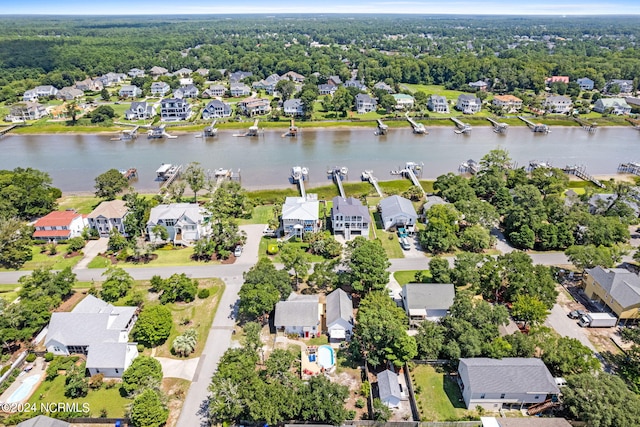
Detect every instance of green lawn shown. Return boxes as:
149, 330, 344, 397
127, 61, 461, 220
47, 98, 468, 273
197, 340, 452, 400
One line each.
0, 284, 20, 303
394, 270, 432, 285
238, 204, 274, 225
57, 195, 102, 214
411, 365, 476, 422
372, 211, 405, 259
402, 84, 469, 100
89, 246, 218, 269
28, 375, 131, 418
0, 245, 83, 272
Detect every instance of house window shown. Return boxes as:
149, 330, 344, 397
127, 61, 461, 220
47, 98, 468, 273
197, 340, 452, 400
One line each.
96, 369, 100, 373
164, 219, 175, 226
480, 394, 485, 399
535, 396, 539, 399
53, 346, 61, 352
500, 394, 505, 399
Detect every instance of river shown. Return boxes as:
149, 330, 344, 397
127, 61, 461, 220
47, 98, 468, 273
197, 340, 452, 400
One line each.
0, 126, 637, 192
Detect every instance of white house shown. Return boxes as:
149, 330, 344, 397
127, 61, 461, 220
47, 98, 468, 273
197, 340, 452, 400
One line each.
9, 102, 48, 121
379, 195, 418, 231
593, 98, 632, 115
87, 200, 129, 237
325, 288, 353, 341
392, 93, 415, 110
202, 100, 232, 119
150, 81, 171, 97
274, 294, 320, 337
543, 95, 572, 114
174, 84, 199, 99
238, 97, 271, 116
492, 95, 523, 113
401, 283, 455, 326
456, 94, 482, 114
160, 98, 192, 121
118, 85, 142, 98
128, 68, 145, 78
283, 98, 304, 116
331, 196, 369, 238
124, 101, 156, 120
146, 203, 210, 245
318, 84, 338, 96
282, 195, 320, 238
377, 370, 403, 408
204, 84, 226, 98
45, 295, 139, 378
56, 87, 84, 101
32, 210, 88, 242
23, 85, 58, 102
458, 358, 560, 411
355, 93, 377, 113
428, 95, 449, 113
230, 83, 251, 97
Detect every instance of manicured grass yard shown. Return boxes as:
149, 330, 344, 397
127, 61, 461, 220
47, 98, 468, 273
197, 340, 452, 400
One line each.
0, 284, 20, 303
89, 246, 218, 269
411, 364, 475, 422
393, 270, 432, 285
28, 375, 131, 418
238, 204, 274, 225
372, 211, 404, 259
57, 195, 102, 214
0, 245, 83, 272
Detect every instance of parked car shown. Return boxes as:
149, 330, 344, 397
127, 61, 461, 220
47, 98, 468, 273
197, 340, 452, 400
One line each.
568, 309, 586, 319
234, 245, 243, 257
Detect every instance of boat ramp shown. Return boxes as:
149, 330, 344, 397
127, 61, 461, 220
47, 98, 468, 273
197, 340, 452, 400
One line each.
361, 170, 383, 197
291, 166, 309, 198
618, 162, 640, 177
486, 117, 509, 134
405, 113, 427, 134
561, 164, 605, 188
375, 119, 388, 135
450, 117, 472, 134
518, 116, 550, 133
328, 166, 348, 198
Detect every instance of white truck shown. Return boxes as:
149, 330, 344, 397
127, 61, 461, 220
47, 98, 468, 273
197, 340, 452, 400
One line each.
578, 312, 617, 328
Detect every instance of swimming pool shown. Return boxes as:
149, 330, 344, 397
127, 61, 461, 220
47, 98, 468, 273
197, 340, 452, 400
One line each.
6, 374, 41, 404
317, 345, 335, 369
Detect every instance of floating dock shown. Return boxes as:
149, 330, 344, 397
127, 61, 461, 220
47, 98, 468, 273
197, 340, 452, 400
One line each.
291, 166, 309, 198
562, 164, 605, 188
458, 159, 480, 175
518, 116, 550, 133
148, 125, 177, 139
203, 120, 218, 137
120, 168, 138, 180
451, 117, 472, 134
282, 119, 298, 137
328, 166, 348, 198
487, 117, 509, 134
618, 162, 640, 176
528, 160, 552, 171
157, 163, 182, 192
361, 170, 383, 197
234, 119, 260, 137
391, 162, 425, 196
376, 119, 388, 135
573, 117, 598, 133
405, 113, 427, 134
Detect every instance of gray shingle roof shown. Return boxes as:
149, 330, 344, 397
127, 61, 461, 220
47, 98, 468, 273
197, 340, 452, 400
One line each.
148, 203, 205, 226
377, 369, 401, 402
332, 196, 369, 218
86, 342, 132, 369
459, 358, 559, 395
17, 416, 70, 427
326, 288, 353, 327
586, 266, 640, 309
379, 195, 417, 219
402, 283, 455, 311
493, 418, 572, 427
274, 295, 319, 328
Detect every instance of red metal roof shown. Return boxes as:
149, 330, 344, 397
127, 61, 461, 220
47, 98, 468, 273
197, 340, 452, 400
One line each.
33, 211, 80, 228
33, 229, 71, 238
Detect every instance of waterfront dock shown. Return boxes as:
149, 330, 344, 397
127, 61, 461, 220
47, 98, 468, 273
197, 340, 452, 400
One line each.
391, 162, 425, 196
487, 117, 508, 134
459, 159, 480, 175
562, 164, 605, 188
291, 166, 308, 198
0, 124, 18, 136
518, 116, 550, 133
203, 120, 218, 137
157, 163, 182, 192
451, 117, 472, 134
148, 125, 177, 139
282, 119, 298, 137
573, 117, 598, 133
328, 166, 348, 198
361, 170, 383, 197
618, 162, 640, 176
626, 117, 640, 130
120, 168, 138, 180
406, 113, 427, 134
234, 119, 260, 137
376, 119, 388, 135
528, 160, 552, 171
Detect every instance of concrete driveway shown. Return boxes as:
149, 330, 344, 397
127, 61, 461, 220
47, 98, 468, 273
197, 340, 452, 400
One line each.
73, 237, 108, 270
544, 303, 596, 352
155, 356, 200, 381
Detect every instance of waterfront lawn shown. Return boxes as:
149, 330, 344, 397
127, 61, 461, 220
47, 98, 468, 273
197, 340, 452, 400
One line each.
402, 84, 469, 100
410, 364, 471, 422
238, 204, 274, 225
27, 375, 131, 418
394, 270, 432, 285
57, 195, 102, 214
372, 211, 405, 259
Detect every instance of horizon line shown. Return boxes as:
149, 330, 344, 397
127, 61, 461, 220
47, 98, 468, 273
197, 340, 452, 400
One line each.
2, 12, 640, 16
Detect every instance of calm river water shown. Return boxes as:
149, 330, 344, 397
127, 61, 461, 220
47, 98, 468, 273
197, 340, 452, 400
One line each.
0, 126, 638, 192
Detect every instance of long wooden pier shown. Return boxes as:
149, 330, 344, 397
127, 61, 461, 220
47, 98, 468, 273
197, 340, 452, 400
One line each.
450, 117, 472, 134
361, 170, 383, 197
376, 119, 388, 135
573, 117, 598, 133
405, 114, 427, 134
487, 117, 508, 134
328, 166, 347, 198
158, 164, 183, 193
282, 119, 298, 137
518, 116, 549, 133
618, 162, 640, 176
562, 164, 605, 188
0, 124, 18, 136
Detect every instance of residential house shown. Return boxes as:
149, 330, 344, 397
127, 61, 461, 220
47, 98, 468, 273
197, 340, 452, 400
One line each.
480, 417, 572, 427
283, 98, 304, 116
577, 77, 595, 91
593, 98, 632, 115
331, 196, 370, 238
401, 283, 455, 326
327, 75, 343, 86
97, 72, 126, 87
230, 83, 251, 97
325, 288, 353, 341
150, 81, 171, 97
146, 203, 210, 245
33, 210, 88, 242
56, 87, 84, 101
458, 358, 560, 410
74, 78, 103, 92
377, 370, 403, 408
274, 294, 320, 337
492, 95, 523, 113
160, 98, 193, 121
422, 195, 447, 216
149, 66, 169, 77
237, 97, 271, 116
128, 68, 145, 78
318, 84, 338, 96
374, 81, 395, 93
282, 71, 306, 83
45, 295, 138, 378
546, 76, 569, 85
344, 78, 367, 91
10, 102, 48, 121
17, 415, 70, 427
203, 84, 226, 98
23, 85, 58, 102
282, 195, 320, 238
355, 93, 377, 113
392, 93, 414, 110
195, 68, 210, 77
584, 266, 640, 324
456, 94, 482, 114
625, 97, 640, 112
118, 85, 142, 98
174, 68, 193, 77
253, 74, 281, 94
202, 100, 232, 119
124, 101, 156, 120
428, 95, 449, 113
87, 200, 129, 237
173, 84, 199, 99
543, 95, 572, 114
468, 80, 488, 91
379, 195, 418, 231
229, 70, 253, 83
606, 79, 634, 94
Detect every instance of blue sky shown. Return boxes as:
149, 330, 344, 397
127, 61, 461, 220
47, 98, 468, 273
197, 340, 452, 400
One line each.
4, 0, 640, 15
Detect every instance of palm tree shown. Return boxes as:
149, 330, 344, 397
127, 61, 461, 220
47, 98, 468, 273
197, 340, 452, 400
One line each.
172, 331, 197, 357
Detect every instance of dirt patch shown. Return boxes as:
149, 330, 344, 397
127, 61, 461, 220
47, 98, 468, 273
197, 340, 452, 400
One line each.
220, 255, 236, 264
125, 253, 159, 264
64, 251, 82, 258
161, 378, 191, 427
55, 292, 86, 312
